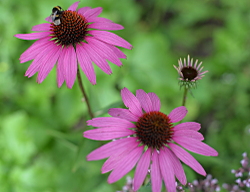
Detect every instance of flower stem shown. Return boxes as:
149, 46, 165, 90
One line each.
182, 87, 188, 106
77, 68, 94, 119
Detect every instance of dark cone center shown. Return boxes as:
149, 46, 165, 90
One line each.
50, 10, 89, 46
181, 67, 198, 81
135, 111, 174, 149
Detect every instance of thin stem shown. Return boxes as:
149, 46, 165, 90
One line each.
77, 68, 94, 119
182, 86, 188, 106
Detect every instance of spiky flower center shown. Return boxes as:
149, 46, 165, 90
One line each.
50, 10, 89, 46
181, 67, 198, 81
135, 111, 174, 149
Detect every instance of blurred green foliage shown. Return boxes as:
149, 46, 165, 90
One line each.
1, 0, 250, 191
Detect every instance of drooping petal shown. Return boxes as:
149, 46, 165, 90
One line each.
83, 7, 103, 19
15, 32, 51, 40
67, 1, 80, 11
88, 30, 132, 49
168, 106, 187, 123
162, 147, 187, 185
86, 137, 138, 161
87, 17, 113, 24
88, 22, 124, 31
173, 137, 218, 156
121, 88, 143, 117
173, 130, 204, 141
61, 46, 77, 88
31, 23, 51, 31
108, 108, 139, 122
133, 148, 151, 191
84, 127, 135, 140
75, 43, 96, 84
159, 149, 177, 192
107, 146, 143, 183
85, 37, 122, 66
87, 117, 136, 129
169, 143, 206, 176
136, 89, 153, 113
151, 149, 162, 192
148, 92, 161, 111
173, 122, 201, 131
106, 44, 127, 59
57, 48, 67, 87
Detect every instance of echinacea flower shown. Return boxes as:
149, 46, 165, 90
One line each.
174, 55, 208, 89
15, 1, 132, 88
84, 87, 218, 192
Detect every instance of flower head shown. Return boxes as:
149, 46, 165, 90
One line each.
15, 2, 132, 88
174, 55, 208, 89
84, 88, 218, 192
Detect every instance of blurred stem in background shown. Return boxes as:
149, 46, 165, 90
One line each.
182, 86, 188, 107
77, 67, 94, 119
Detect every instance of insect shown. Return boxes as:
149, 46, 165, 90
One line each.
51, 6, 64, 25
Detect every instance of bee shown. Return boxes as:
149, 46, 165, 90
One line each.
51, 6, 64, 25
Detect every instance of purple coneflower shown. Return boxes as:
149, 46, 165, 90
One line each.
84, 87, 218, 192
174, 55, 208, 88
15, 1, 132, 88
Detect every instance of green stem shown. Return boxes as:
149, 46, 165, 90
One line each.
182, 87, 188, 107
77, 68, 94, 119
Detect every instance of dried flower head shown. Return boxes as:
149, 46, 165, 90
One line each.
174, 55, 208, 89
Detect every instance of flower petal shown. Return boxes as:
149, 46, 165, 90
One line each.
77, 7, 91, 15
86, 137, 138, 161
151, 150, 162, 192
15, 32, 51, 40
88, 30, 132, 49
169, 143, 206, 176
173, 122, 201, 131
76, 43, 96, 84
159, 148, 178, 192
173, 130, 204, 141
173, 137, 218, 156
87, 17, 113, 23
83, 7, 103, 19
106, 44, 127, 59
88, 22, 124, 31
108, 108, 139, 122
168, 106, 187, 123
57, 48, 67, 87
133, 148, 151, 191
31, 23, 51, 31
121, 88, 143, 117
67, 1, 80, 11
84, 127, 135, 140
148, 92, 161, 111
87, 117, 135, 128
107, 146, 143, 183
136, 89, 153, 113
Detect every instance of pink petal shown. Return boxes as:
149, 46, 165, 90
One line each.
173, 130, 204, 141
159, 149, 177, 192
133, 148, 151, 191
15, 32, 51, 40
37, 45, 61, 83
45, 16, 52, 23
83, 42, 112, 74
121, 88, 143, 117
31, 23, 51, 31
77, 7, 91, 15
86, 137, 138, 161
83, 7, 103, 19
162, 147, 187, 185
169, 143, 206, 176
88, 30, 132, 49
87, 17, 113, 23
151, 149, 162, 192
173, 122, 201, 131
107, 146, 143, 183
62, 46, 77, 88
67, 1, 80, 11
87, 117, 136, 128
136, 89, 153, 113
108, 108, 139, 122
88, 22, 124, 31
75, 43, 96, 84
57, 48, 67, 87
102, 141, 139, 173
148, 92, 161, 111
85, 37, 122, 66
84, 127, 135, 140
173, 137, 218, 156
106, 44, 127, 59
168, 106, 187, 123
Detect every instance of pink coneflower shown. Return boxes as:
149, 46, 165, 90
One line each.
14, 2, 132, 88
84, 88, 218, 192
174, 55, 208, 88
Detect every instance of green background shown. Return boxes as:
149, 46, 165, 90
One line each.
1, 0, 250, 191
